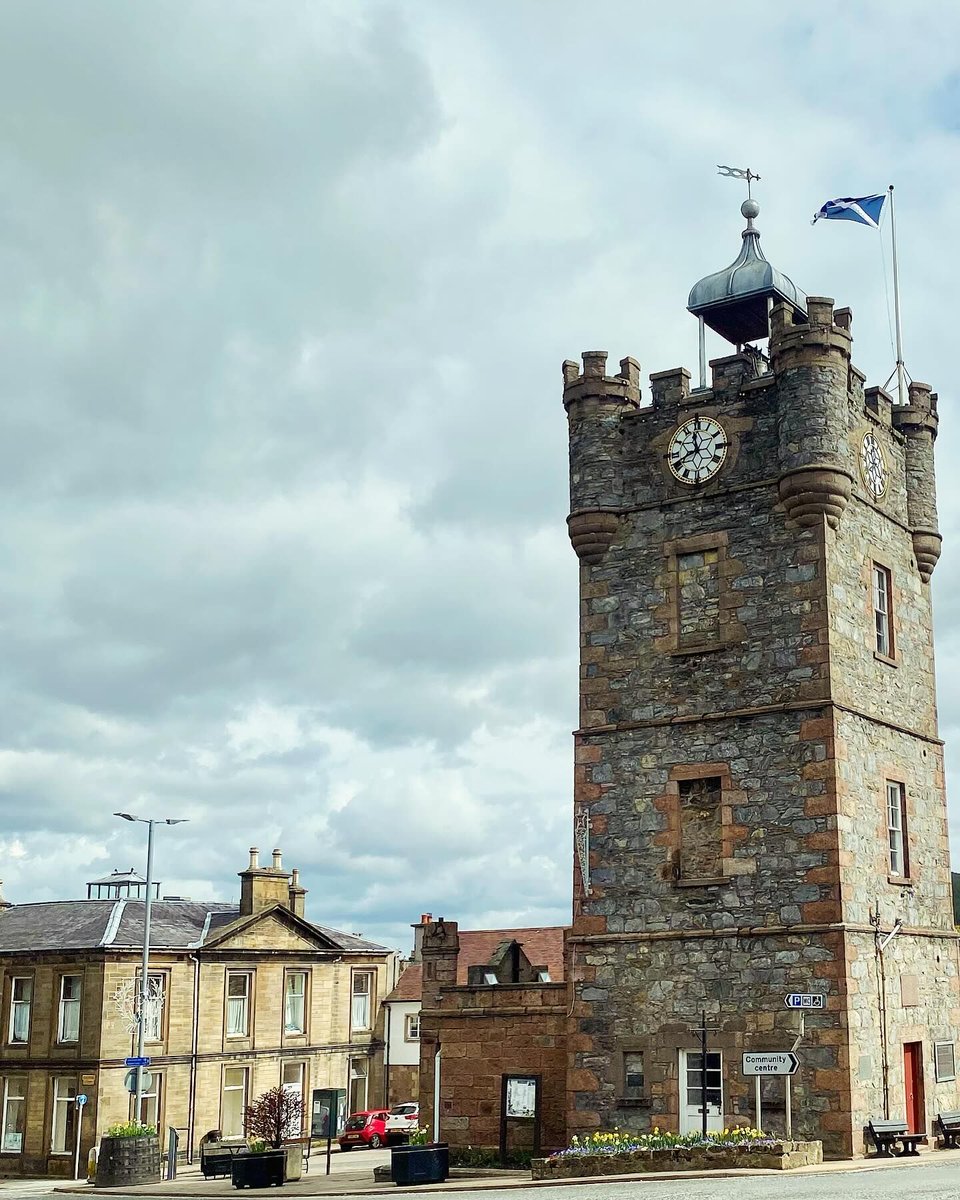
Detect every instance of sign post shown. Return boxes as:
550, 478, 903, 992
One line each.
74, 1094, 87, 1180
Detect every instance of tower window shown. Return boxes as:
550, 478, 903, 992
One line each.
677, 549, 721, 646
886, 780, 909, 878
873, 565, 893, 658
678, 776, 723, 881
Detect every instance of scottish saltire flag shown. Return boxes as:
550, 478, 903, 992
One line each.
811, 194, 886, 228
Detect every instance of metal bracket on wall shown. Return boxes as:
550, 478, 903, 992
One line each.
574, 808, 592, 896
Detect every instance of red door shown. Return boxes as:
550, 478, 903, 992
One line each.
904, 1042, 925, 1133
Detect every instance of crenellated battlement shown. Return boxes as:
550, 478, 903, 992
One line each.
562, 352, 641, 409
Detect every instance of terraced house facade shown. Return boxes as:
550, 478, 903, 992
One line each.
0, 848, 398, 1176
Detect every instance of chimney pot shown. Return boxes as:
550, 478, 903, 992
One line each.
248, 847, 260, 869
291, 868, 300, 886
272, 848, 282, 869
420, 913, 432, 924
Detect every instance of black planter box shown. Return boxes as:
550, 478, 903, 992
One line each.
390, 1143, 449, 1186
231, 1151, 285, 1188
95, 1134, 161, 1187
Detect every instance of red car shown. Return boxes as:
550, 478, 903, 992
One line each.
338, 1110, 389, 1151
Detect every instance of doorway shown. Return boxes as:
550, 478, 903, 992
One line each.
903, 1042, 925, 1133
679, 1049, 723, 1133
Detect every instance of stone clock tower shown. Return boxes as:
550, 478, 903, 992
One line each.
563, 198, 960, 1157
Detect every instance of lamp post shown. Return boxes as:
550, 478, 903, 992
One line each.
114, 813, 188, 1120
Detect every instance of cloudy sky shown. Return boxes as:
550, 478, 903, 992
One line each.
2, 0, 960, 952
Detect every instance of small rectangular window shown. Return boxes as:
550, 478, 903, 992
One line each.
935, 1042, 957, 1082
135, 1072, 161, 1129
1, 1077, 26, 1153
874, 565, 893, 657
623, 1051, 644, 1097
284, 972, 307, 1035
887, 781, 908, 877
9, 978, 31, 1044
678, 776, 722, 881
351, 972, 373, 1032
138, 973, 165, 1043
58, 976, 81, 1044
226, 973, 251, 1038
404, 1012, 420, 1041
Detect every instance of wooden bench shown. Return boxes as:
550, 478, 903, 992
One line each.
934, 1110, 960, 1149
867, 1118, 927, 1157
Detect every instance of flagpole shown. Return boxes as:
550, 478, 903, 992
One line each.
888, 183, 906, 405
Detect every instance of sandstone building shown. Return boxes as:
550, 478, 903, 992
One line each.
419, 197, 960, 1158
0, 849, 398, 1176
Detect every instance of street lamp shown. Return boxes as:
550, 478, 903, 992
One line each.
114, 813, 188, 1120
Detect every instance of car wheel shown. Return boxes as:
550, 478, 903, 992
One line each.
369, 1134, 382, 1149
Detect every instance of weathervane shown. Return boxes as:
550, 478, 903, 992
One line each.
717, 165, 760, 200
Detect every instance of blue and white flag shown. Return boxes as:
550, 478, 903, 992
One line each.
811, 194, 886, 229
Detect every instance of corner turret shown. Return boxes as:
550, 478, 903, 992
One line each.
563, 353, 640, 561
893, 381, 941, 580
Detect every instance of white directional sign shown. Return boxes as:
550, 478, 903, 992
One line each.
784, 993, 825, 1009
742, 1052, 800, 1076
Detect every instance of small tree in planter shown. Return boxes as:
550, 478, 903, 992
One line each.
244, 1087, 304, 1149
232, 1088, 305, 1187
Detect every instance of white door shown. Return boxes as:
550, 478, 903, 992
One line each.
679, 1049, 723, 1133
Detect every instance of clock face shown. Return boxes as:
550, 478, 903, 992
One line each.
667, 416, 728, 485
860, 432, 887, 498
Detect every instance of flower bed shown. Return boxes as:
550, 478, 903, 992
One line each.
532, 1128, 822, 1179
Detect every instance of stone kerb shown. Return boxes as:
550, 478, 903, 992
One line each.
532, 1140, 823, 1179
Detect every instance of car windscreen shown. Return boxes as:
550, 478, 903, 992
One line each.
345, 1116, 366, 1131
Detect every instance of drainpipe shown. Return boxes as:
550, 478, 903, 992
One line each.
433, 1046, 441, 1143
383, 1003, 391, 1108
187, 956, 200, 1161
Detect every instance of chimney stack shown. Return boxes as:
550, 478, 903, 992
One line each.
411, 912, 434, 961
288, 866, 307, 918
239, 844, 291, 916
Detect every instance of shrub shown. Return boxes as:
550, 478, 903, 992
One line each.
448, 1145, 533, 1169
105, 1121, 156, 1138
243, 1087, 304, 1150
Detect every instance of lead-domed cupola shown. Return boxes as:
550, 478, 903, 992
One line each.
688, 199, 806, 345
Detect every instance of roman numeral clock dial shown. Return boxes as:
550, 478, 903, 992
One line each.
667, 415, 729, 484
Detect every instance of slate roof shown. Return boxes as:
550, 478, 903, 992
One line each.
0, 899, 390, 954
384, 963, 422, 1003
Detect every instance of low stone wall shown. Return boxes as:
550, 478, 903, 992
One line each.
532, 1140, 823, 1179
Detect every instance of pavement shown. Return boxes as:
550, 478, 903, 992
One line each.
14, 1143, 958, 1197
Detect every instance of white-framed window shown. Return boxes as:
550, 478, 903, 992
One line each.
221, 1067, 248, 1138
1, 1077, 26, 1153
404, 1012, 420, 1041
351, 971, 373, 1033
284, 972, 306, 1035
348, 1057, 368, 1114
51, 1077, 77, 1153
226, 972, 251, 1038
935, 1042, 957, 1082
873, 564, 893, 657
887, 780, 908, 877
8, 978, 31, 1044
135, 1072, 161, 1130
57, 976, 81, 1044
281, 1062, 304, 1136
140, 972, 166, 1043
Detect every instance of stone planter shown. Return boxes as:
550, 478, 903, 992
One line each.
390, 1143, 450, 1185
95, 1133, 161, 1187
231, 1150, 285, 1188
532, 1140, 823, 1179
282, 1142, 303, 1181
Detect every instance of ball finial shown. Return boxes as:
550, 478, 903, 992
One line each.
741, 198, 760, 220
